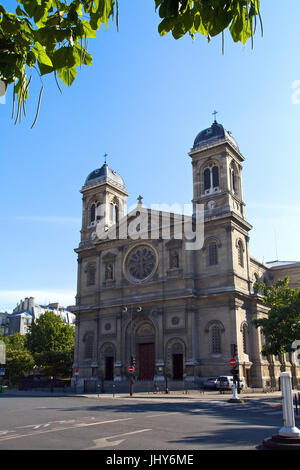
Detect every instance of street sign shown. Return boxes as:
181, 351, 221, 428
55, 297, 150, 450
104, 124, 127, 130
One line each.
128, 366, 135, 374
74, 368, 79, 376
229, 358, 237, 367
0, 368, 5, 376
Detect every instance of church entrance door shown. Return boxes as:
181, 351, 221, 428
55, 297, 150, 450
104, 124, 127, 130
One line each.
105, 356, 114, 380
139, 343, 155, 380
172, 354, 183, 380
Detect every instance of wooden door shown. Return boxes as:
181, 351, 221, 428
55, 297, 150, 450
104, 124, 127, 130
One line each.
139, 343, 155, 380
172, 354, 183, 380
105, 356, 114, 380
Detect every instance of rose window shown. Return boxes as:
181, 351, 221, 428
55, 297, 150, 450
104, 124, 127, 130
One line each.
125, 245, 157, 282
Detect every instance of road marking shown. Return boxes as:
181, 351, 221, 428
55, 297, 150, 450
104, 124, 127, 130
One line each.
85, 429, 152, 450
145, 412, 179, 418
0, 417, 133, 442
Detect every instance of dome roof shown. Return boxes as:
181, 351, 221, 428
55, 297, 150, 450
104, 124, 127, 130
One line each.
193, 120, 239, 150
84, 163, 125, 188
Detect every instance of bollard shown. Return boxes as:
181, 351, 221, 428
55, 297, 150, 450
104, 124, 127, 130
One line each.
228, 383, 243, 403
262, 372, 300, 449
279, 372, 300, 437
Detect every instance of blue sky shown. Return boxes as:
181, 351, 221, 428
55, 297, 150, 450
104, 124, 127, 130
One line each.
1, 1, 300, 312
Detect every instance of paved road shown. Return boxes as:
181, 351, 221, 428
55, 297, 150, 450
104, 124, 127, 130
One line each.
0, 393, 285, 451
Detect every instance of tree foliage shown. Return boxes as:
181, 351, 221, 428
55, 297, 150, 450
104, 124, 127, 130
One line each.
252, 277, 300, 356
0, 333, 35, 383
155, 0, 262, 44
26, 310, 75, 353
0, 0, 262, 126
25, 311, 75, 377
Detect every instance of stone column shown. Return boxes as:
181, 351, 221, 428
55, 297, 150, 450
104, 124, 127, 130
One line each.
153, 309, 165, 382
114, 313, 123, 381
249, 303, 269, 387
185, 308, 199, 381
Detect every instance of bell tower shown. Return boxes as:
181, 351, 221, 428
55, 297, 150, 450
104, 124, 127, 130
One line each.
79, 161, 128, 245
189, 117, 253, 294
189, 117, 247, 220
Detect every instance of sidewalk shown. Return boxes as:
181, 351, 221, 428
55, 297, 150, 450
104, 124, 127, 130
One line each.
0, 386, 284, 403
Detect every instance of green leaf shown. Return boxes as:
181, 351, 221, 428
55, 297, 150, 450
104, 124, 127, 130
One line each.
57, 66, 77, 86
81, 19, 97, 38
73, 43, 92, 66
32, 42, 53, 67
52, 46, 76, 68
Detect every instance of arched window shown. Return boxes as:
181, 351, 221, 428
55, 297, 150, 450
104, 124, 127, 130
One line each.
115, 204, 119, 224
204, 168, 211, 191
87, 264, 96, 286
84, 335, 94, 359
253, 273, 259, 293
231, 169, 236, 192
211, 325, 221, 354
203, 165, 219, 194
90, 203, 96, 224
238, 240, 244, 268
109, 200, 119, 224
208, 242, 218, 266
212, 165, 219, 187
242, 323, 249, 354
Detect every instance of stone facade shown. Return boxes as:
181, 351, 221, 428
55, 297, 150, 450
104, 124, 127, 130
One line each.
72, 120, 300, 392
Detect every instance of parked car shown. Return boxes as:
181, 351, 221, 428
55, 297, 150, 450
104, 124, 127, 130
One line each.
202, 377, 217, 389
216, 376, 246, 391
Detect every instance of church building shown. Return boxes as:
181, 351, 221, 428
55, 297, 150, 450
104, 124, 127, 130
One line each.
71, 119, 300, 392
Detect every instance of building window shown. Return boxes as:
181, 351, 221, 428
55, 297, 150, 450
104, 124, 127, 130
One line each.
87, 264, 96, 286
90, 203, 96, 224
212, 166, 219, 187
231, 169, 236, 192
253, 273, 259, 293
203, 165, 219, 194
238, 240, 244, 268
242, 324, 249, 354
211, 325, 221, 354
84, 335, 94, 359
208, 242, 218, 266
204, 169, 211, 191
109, 200, 119, 224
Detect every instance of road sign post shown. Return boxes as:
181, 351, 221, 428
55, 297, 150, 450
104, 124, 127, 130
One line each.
0, 341, 6, 393
128, 366, 135, 397
228, 356, 243, 403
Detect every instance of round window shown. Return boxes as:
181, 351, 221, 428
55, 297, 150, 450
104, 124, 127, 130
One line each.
125, 245, 157, 283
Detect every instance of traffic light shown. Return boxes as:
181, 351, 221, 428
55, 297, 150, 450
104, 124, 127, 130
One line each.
131, 356, 136, 368
231, 343, 238, 358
